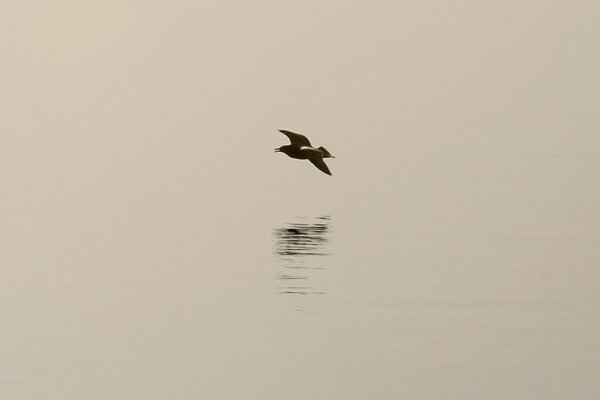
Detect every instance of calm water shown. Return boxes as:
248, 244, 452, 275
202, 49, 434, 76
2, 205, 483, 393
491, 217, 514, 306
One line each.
3, 151, 599, 399
2, 2, 600, 399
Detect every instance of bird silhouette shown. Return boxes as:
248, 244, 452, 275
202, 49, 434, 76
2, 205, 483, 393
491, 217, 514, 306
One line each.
274, 130, 334, 176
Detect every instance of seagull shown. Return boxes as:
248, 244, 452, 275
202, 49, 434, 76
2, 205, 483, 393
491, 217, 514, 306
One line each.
274, 130, 335, 176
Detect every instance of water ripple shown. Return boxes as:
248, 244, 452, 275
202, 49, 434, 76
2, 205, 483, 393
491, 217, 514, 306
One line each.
273, 216, 332, 297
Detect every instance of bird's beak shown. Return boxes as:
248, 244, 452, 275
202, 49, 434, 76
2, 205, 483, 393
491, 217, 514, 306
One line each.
274, 148, 280, 152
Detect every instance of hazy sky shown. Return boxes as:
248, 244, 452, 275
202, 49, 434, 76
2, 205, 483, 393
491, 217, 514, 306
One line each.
3, 1, 599, 155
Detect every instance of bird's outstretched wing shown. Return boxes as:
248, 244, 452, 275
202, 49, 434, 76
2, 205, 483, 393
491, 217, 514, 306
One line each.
279, 130, 312, 147
302, 147, 332, 176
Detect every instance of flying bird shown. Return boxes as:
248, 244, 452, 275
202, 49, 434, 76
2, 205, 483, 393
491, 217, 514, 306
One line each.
274, 130, 335, 176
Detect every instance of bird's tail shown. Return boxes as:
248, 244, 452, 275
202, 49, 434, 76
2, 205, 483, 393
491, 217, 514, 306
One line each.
318, 146, 334, 158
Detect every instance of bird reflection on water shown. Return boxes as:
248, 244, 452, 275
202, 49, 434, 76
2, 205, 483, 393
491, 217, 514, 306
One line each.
273, 216, 331, 296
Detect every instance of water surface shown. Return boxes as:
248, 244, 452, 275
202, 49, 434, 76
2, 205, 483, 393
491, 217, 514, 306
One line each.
2, 2, 600, 399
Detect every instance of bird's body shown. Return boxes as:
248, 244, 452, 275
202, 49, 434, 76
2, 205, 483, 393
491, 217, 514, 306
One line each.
274, 130, 334, 176
276, 144, 309, 160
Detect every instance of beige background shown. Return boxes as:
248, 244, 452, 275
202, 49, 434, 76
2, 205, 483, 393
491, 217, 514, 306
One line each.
2, 1, 599, 399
